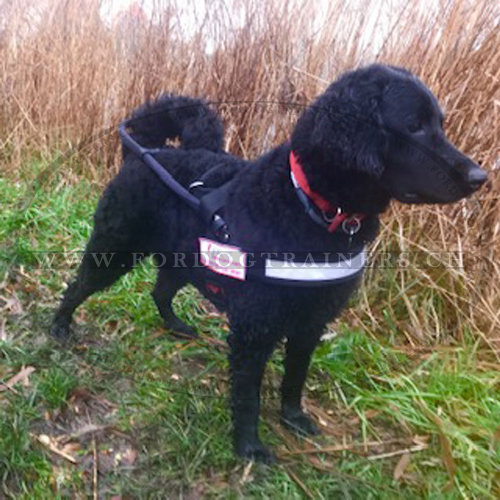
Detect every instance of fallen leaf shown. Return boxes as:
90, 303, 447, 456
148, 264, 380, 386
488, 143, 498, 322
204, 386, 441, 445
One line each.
0, 366, 35, 392
60, 442, 81, 455
121, 448, 137, 465
33, 433, 77, 464
393, 452, 411, 480
413, 435, 430, 446
318, 416, 328, 427
240, 461, 253, 485
0, 294, 23, 314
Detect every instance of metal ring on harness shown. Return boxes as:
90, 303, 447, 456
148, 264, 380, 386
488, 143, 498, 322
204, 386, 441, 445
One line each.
189, 181, 205, 190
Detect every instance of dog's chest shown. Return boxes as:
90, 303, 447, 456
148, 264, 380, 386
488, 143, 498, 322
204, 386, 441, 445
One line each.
189, 261, 362, 328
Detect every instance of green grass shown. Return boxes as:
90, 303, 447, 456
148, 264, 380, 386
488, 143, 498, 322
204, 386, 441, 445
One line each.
0, 169, 499, 498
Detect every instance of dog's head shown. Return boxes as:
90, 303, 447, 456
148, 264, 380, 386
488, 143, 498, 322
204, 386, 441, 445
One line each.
291, 64, 487, 205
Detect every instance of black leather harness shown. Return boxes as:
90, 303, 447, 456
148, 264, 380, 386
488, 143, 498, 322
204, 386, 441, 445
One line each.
119, 122, 366, 294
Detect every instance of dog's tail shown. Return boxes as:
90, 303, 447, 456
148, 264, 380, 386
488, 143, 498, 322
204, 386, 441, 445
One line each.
123, 95, 223, 157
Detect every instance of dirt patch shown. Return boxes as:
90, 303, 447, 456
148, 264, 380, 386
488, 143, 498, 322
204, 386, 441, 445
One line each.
31, 387, 138, 496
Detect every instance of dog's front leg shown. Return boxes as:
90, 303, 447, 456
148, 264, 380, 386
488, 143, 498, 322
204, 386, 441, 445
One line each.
280, 331, 323, 436
228, 331, 277, 463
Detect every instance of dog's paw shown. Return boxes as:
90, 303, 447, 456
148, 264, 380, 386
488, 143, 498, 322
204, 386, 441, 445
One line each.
49, 320, 72, 341
281, 408, 321, 436
235, 440, 275, 464
164, 319, 199, 340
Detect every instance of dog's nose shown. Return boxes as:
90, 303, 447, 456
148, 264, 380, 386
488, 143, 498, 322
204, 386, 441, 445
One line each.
467, 167, 488, 189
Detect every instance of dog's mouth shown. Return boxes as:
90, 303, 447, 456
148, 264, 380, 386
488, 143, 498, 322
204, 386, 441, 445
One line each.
400, 192, 420, 202
391, 166, 488, 205
396, 189, 467, 204
394, 191, 442, 204
395, 184, 481, 204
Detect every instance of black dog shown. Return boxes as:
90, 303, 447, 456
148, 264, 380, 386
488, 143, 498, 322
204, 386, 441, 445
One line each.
51, 64, 487, 462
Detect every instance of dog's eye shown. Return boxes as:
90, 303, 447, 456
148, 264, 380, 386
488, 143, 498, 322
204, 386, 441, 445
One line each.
407, 122, 423, 134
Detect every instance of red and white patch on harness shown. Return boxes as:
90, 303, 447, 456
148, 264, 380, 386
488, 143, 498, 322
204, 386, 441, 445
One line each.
199, 237, 247, 281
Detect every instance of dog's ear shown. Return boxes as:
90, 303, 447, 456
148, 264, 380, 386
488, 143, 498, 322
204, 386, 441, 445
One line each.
293, 65, 390, 178
324, 66, 390, 177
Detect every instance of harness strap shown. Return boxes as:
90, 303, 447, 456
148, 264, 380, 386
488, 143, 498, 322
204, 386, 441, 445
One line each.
197, 181, 234, 241
120, 121, 233, 241
199, 237, 366, 287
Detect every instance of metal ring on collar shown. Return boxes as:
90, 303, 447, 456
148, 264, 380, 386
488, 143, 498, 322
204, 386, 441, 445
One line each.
342, 216, 362, 235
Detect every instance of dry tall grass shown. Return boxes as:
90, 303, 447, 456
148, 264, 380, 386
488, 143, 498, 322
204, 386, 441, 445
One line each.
0, 0, 498, 356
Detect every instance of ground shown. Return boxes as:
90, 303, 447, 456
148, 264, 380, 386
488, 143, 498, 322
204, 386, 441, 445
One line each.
0, 168, 498, 499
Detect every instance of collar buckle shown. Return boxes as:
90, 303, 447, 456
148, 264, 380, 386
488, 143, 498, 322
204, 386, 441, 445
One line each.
321, 207, 341, 223
290, 150, 366, 235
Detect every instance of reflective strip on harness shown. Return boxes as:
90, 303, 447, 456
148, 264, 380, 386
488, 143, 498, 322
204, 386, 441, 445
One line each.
264, 251, 365, 282
199, 237, 365, 285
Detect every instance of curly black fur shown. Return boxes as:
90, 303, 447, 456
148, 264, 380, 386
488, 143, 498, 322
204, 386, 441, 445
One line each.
125, 94, 224, 152
51, 64, 486, 463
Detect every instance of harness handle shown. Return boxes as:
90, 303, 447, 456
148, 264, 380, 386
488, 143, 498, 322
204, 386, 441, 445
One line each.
119, 121, 231, 241
119, 123, 201, 211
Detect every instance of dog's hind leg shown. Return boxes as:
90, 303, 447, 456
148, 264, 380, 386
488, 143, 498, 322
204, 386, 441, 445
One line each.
152, 267, 198, 339
50, 239, 139, 340
280, 329, 323, 436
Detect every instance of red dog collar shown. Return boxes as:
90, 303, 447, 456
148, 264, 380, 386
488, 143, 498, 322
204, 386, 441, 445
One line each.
289, 151, 365, 234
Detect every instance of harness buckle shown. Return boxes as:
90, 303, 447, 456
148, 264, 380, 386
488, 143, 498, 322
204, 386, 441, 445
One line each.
212, 215, 230, 242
